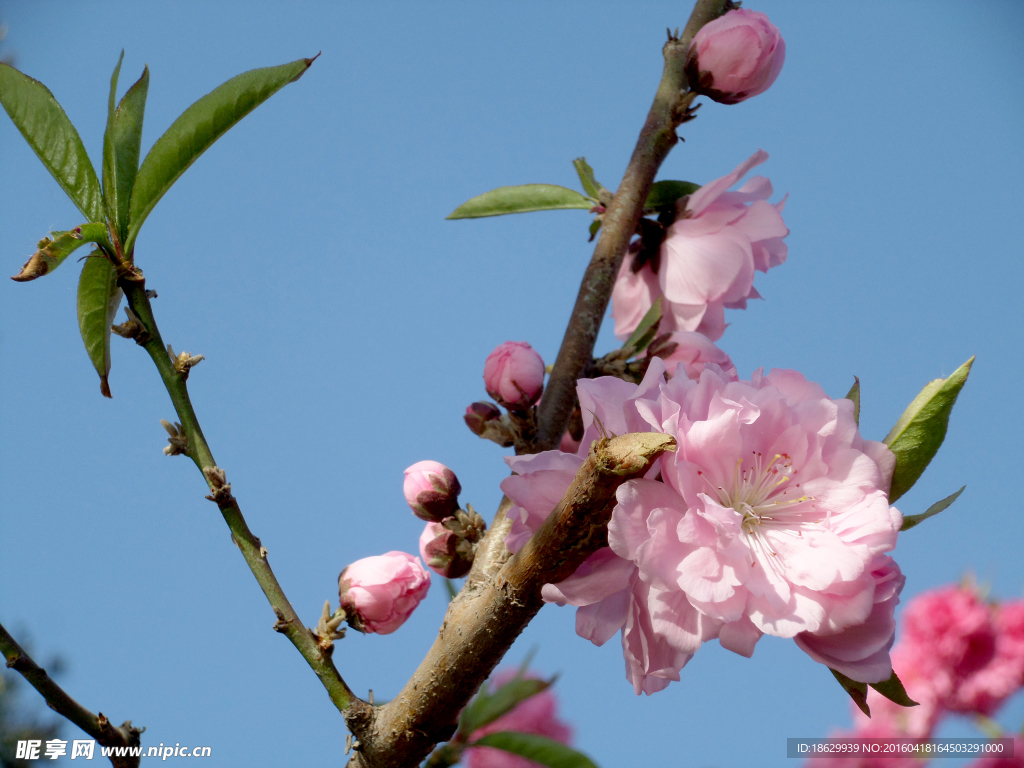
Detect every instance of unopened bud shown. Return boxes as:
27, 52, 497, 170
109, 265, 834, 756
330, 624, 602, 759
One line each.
403, 460, 461, 522
483, 341, 545, 410
338, 552, 430, 635
418, 508, 485, 580
686, 9, 785, 105
464, 401, 502, 436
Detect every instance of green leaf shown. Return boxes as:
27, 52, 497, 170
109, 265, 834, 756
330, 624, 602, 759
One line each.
101, 51, 124, 226
588, 218, 601, 242
572, 157, 603, 198
883, 357, 973, 502
460, 677, 554, 736
644, 179, 700, 212
104, 62, 150, 243
901, 485, 965, 532
622, 296, 662, 355
869, 671, 919, 708
0, 63, 103, 222
77, 253, 123, 398
845, 377, 861, 426
126, 56, 317, 252
470, 733, 599, 768
11, 223, 110, 282
447, 185, 593, 219
830, 668, 870, 718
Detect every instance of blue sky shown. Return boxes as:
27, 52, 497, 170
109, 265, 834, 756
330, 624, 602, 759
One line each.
1, 2, 1022, 767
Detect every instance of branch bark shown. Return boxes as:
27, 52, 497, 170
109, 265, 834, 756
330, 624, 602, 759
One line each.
0, 622, 142, 768
534, 0, 729, 451
347, 432, 676, 768
116, 277, 359, 717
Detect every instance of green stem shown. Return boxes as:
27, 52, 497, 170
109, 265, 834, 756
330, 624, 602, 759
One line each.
119, 278, 355, 714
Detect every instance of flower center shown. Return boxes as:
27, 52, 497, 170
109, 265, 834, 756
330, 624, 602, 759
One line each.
699, 452, 815, 562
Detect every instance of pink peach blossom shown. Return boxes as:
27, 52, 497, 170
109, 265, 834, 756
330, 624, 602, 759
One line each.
612, 150, 788, 342
465, 669, 573, 768
955, 599, 1024, 715
607, 363, 902, 679
484, 341, 545, 409
338, 551, 430, 634
687, 9, 785, 104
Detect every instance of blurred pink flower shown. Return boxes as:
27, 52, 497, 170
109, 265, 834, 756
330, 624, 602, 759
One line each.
609, 364, 901, 679
687, 9, 785, 104
901, 585, 999, 713
484, 341, 545, 409
403, 460, 461, 522
338, 551, 430, 634
465, 669, 573, 768
612, 150, 788, 342
955, 599, 1024, 715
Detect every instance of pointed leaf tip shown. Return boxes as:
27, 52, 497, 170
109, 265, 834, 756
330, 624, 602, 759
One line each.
901, 486, 965, 532
884, 357, 973, 502
126, 57, 316, 252
830, 668, 870, 718
844, 377, 860, 426
869, 670, 918, 708
447, 184, 593, 219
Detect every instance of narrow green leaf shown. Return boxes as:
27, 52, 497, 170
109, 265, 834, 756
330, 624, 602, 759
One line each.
622, 296, 662, 355
644, 179, 700, 212
11, 223, 110, 282
101, 51, 124, 225
572, 157, 603, 198
0, 63, 103, 222
830, 668, 870, 718
470, 733, 599, 768
444, 578, 458, 602
869, 671, 919, 708
901, 486, 965, 532
106, 65, 150, 243
77, 253, 122, 398
588, 218, 601, 242
447, 185, 593, 219
845, 377, 861, 426
883, 357, 973, 502
126, 56, 317, 252
461, 678, 553, 736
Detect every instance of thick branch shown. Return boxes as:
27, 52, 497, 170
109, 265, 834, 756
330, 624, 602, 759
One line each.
0, 622, 142, 768
347, 432, 676, 768
534, 0, 729, 450
117, 277, 358, 716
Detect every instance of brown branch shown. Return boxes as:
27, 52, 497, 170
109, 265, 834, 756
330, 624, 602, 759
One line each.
0, 622, 143, 768
534, 0, 729, 451
346, 432, 676, 768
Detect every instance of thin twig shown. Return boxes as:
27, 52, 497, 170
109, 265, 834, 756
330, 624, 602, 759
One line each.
534, 0, 729, 450
117, 278, 359, 717
0, 622, 143, 768
347, 432, 676, 768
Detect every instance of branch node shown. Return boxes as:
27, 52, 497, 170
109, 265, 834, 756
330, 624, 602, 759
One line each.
272, 607, 290, 633
167, 344, 205, 380
203, 466, 236, 507
160, 420, 188, 456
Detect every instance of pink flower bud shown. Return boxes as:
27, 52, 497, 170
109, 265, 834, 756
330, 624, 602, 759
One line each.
464, 401, 502, 436
687, 9, 785, 105
419, 521, 473, 579
403, 460, 461, 522
338, 551, 430, 634
483, 341, 545, 409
